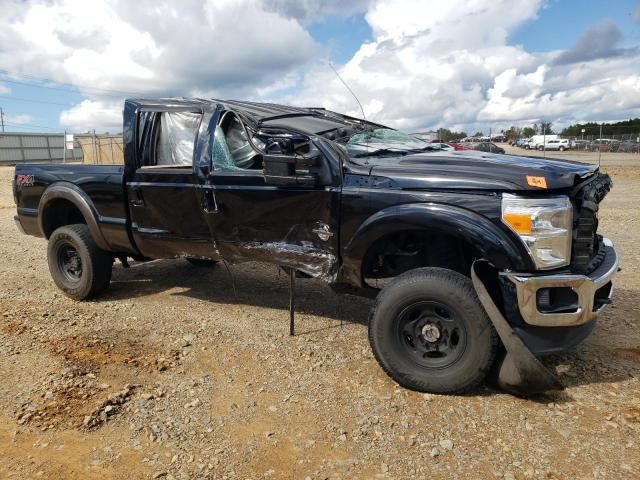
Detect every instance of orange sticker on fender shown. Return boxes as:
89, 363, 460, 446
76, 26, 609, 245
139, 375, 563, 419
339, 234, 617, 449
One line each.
526, 176, 547, 188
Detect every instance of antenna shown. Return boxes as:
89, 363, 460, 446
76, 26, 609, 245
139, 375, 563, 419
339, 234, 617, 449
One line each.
327, 62, 366, 122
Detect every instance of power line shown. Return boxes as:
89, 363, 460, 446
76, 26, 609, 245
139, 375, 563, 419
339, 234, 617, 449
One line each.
2, 122, 63, 132
0, 95, 75, 107
0, 77, 123, 99
0, 71, 148, 97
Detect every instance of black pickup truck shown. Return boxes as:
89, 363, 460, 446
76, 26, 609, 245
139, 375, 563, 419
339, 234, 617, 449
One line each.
13, 99, 618, 395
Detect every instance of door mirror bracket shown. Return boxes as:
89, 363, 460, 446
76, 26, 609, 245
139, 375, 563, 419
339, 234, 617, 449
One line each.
262, 153, 329, 186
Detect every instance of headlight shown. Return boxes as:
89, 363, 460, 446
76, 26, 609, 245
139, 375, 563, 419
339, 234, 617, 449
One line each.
502, 194, 572, 270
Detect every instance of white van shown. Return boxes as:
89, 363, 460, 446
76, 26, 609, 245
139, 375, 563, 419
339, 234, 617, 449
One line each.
525, 135, 559, 149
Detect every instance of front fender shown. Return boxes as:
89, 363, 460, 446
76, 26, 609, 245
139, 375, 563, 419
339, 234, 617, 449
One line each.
339, 202, 532, 286
38, 182, 110, 250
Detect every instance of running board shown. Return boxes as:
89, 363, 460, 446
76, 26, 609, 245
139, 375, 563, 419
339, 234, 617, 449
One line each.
471, 262, 564, 396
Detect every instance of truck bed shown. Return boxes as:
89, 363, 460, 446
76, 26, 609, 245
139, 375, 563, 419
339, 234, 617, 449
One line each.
13, 162, 135, 253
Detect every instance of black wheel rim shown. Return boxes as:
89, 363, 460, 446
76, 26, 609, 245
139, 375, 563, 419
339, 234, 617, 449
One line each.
57, 244, 82, 282
395, 301, 467, 369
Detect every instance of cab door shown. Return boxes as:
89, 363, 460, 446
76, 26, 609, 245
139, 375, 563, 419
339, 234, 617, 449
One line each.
126, 105, 219, 259
197, 111, 341, 280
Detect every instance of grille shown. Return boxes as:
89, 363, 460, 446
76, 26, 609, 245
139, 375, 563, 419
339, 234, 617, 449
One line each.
571, 173, 612, 274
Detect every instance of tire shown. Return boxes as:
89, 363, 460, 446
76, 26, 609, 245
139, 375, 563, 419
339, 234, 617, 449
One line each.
559, 146, 565, 152
47, 224, 113, 300
368, 267, 499, 394
538, 146, 544, 151
186, 258, 218, 267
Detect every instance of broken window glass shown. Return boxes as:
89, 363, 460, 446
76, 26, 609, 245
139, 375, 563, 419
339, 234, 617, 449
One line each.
212, 125, 244, 171
213, 112, 265, 171
342, 128, 431, 158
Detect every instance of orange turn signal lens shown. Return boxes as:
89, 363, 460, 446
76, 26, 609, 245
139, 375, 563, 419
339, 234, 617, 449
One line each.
503, 213, 532, 235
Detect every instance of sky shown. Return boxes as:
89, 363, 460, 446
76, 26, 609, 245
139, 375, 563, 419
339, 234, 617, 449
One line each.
0, 0, 639, 134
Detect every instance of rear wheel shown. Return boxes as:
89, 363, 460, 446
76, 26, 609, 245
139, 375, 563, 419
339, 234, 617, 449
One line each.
368, 268, 499, 394
47, 224, 113, 300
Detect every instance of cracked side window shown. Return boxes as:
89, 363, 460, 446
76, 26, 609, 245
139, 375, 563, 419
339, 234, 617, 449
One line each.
212, 112, 264, 171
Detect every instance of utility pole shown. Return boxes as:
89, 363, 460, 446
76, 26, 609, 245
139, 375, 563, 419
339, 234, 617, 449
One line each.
598, 123, 603, 168
0, 107, 5, 133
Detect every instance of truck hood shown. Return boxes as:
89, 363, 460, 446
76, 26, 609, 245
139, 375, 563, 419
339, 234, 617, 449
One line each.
362, 150, 598, 191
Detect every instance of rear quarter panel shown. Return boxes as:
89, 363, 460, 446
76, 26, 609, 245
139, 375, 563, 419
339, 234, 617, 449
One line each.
14, 163, 132, 252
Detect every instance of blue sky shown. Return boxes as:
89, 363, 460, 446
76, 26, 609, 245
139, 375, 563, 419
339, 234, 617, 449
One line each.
510, 0, 640, 51
1, 0, 639, 133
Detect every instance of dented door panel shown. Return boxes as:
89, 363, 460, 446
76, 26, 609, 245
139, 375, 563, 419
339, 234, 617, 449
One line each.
204, 170, 341, 281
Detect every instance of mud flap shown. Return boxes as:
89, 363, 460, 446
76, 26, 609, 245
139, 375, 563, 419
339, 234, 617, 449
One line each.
471, 261, 564, 396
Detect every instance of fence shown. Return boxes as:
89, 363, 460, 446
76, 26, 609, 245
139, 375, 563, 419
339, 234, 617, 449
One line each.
0, 133, 84, 164
563, 134, 640, 153
508, 133, 640, 154
0, 132, 124, 165
75, 134, 124, 164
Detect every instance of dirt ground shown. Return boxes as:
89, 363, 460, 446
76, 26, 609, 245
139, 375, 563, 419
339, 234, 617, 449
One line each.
0, 158, 638, 480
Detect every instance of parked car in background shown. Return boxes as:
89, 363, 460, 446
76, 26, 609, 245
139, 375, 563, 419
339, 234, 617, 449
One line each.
618, 139, 640, 153
515, 138, 529, 148
491, 135, 507, 143
447, 142, 465, 151
541, 139, 570, 151
572, 139, 590, 150
429, 143, 455, 151
525, 135, 559, 150
428, 141, 464, 151
473, 142, 505, 154
590, 139, 620, 152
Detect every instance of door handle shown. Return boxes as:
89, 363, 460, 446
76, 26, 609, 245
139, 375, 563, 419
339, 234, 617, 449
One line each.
130, 188, 144, 207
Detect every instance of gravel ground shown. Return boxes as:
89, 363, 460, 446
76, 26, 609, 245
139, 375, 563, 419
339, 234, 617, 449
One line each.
0, 163, 639, 480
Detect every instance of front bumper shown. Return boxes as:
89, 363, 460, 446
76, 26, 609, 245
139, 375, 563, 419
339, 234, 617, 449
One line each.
503, 238, 619, 327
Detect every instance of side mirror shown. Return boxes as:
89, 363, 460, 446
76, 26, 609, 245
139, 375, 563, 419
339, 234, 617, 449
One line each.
262, 153, 328, 186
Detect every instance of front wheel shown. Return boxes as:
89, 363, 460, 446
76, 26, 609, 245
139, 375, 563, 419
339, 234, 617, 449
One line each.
368, 268, 499, 394
47, 224, 113, 300
559, 146, 565, 151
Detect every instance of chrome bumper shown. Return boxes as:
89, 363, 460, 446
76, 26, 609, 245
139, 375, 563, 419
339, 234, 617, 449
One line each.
503, 238, 619, 327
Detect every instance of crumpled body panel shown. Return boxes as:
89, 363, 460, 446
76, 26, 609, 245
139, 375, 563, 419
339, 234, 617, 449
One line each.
214, 221, 338, 282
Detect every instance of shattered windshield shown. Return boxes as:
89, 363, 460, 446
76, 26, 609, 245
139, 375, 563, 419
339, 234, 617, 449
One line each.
338, 128, 438, 159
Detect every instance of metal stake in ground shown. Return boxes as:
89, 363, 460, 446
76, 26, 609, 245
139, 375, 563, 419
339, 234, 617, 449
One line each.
289, 268, 296, 336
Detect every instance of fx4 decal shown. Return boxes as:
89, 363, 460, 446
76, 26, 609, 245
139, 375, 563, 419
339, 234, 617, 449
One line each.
15, 174, 35, 187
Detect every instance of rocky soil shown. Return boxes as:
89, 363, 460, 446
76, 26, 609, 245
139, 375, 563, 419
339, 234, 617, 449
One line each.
0, 163, 638, 479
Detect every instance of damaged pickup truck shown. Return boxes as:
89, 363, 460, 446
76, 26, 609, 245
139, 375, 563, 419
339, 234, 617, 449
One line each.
13, 99, 618, 395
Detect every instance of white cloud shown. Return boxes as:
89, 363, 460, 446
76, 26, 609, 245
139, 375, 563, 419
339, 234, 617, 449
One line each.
290, 0, 640, 132
1, 0, 639, 133
59, 99, 124, 132
0, 83, 10, 95
0, 0, 320, 131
